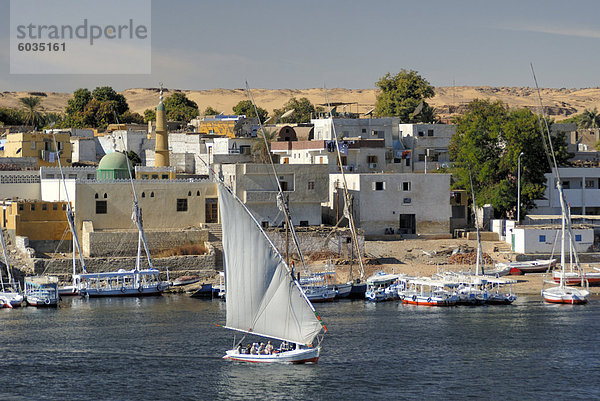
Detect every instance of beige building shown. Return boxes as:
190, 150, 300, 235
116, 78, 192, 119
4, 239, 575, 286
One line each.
3, 132, 72, 167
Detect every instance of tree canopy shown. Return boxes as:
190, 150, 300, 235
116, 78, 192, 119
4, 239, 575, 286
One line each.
449, 99, 572, 218
19, 96, 43, 128
374, 69, 436, 122
163, 92, 199, 122
63, 86, 131, 129
272, 97, 315, 124
203, 106, 220, 116
251, 127, 278, 163
233, 100, 268, 122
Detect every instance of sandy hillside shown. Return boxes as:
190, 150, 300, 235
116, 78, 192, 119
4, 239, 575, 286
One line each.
3, 86, 600, 121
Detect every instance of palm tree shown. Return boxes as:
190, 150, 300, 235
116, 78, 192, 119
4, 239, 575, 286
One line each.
580, 108, 600, 129
251, 127, 278, 163
19, 96, 43, 128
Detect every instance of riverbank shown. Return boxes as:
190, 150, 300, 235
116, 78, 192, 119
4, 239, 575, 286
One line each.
305, 238, 600, 295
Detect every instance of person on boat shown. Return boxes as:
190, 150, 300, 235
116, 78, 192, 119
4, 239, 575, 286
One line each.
258, 342, 265, 354
236, 344, 242, 354
245, 344, 251, 354
279, 341, 289, 352
250, 343, 258, 355
265, 341, 274, 355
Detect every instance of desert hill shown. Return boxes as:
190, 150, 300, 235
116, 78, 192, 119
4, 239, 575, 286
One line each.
3, 86, 600, 121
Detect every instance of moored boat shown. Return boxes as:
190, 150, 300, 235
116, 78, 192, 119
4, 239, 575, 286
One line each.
24, 276, 59, 307
365, 272, 403, 302
399, 278, 458, 306
78, 269, 169, 297
495, 259, 557, 274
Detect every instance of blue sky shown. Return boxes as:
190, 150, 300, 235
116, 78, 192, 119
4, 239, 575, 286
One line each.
1, 0, 599, 91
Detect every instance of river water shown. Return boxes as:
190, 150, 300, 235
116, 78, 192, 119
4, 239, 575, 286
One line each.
1, 295, 599, 400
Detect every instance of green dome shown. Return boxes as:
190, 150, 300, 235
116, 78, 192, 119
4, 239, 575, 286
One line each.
98, 152, 128, 170
157, 101, 165, 111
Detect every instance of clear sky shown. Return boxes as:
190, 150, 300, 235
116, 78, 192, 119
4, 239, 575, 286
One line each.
1, 0, 599, 91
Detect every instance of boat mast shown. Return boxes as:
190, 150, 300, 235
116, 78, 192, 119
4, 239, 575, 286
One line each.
531, 64, 579, 284
469, 171, 484, 276
245, 82, 307, 271
52, 134, 87, 275
324, 87, 365, 280
0, 226, 10, 290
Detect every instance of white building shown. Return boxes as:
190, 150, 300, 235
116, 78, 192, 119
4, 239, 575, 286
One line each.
533, 167, 600, 216
270, 139, 388, 173
399, 123, 455, 173
311, 118, 398, 147
506, 225, 594, 254
216, 163, 329, 227
328, 172, 452, 236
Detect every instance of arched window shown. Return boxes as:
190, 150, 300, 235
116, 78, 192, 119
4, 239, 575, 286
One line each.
95, 193, 98, 199
103, 193, 107, 198
196, 191, 200, 196
188, 191, 191, 196
151, 192, 155, 197
142, 192, 145, 198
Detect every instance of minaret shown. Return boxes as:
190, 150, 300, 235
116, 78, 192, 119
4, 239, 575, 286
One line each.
154, 84, 170, 167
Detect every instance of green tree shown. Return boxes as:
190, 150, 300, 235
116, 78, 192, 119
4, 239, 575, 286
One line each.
19, 96, 43, 128
449, 99, 572, 218
92, 86, 129, 115
120, 111, 144, 124
251, 127, 278, 163
233, 100, 268, 122
272, 97, 315, 124
580, 108, 600, 128
374, 69, 436, 122
0, 107, 26, 125
203, 106, 220, 116
163, 92, 199, 122
65, 88, 92, 115
143, 108, 156, 123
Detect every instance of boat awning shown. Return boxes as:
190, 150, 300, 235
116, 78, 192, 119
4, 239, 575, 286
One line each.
77, 269, 160, 279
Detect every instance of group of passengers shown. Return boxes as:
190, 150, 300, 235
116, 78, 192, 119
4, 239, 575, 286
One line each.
237, 340, 295, 355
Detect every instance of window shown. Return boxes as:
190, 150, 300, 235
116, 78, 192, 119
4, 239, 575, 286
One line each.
575, 234, 582, 242
151, 192, 155, 197
42, 204, 47, 211
188, 191, 192, 196
68, 174, 77, 179
18, 204, 24, 211
299, 220, 309, 226
205, 198, 218, 223
62, 205, 66, 210
177, 198, 188, 212
362, 128, 367, 134
539, 235, 546, 242
403, 198, 412, 204
280, 181, 289, 191
95, 193, 98, 199
96, 200, 107, 214
103, 193, 107, 198
142, 174, 149, 179
162, 174, 169, 179
403, 182, 411, 191
197, 191, 200, 196
30, 142, 36, 149
374, 181, 385, 191
367, 155, 378, 163
586, 180, 595, 188
308, 181, 315, 190
562, 181, 570, 189
87, 174, 94, 179
261, 221, 269, 229
418, 154, 426, 161
418, 131, 424, 137
31, 204, 35, 211
427, 129, 434, 137
152, 174, 158, 179
53, 204, 58, 210
142, 192, 145, 198
46, 174, 54, 179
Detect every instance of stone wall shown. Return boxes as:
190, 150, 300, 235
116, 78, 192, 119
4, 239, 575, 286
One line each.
266, 228, 364, 259
32, 251, 217, 280
84, 228, 209, 257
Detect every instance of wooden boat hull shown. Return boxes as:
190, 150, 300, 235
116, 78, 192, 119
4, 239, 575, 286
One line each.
542, 286, 589, 304
552, 272, 600, 286
304, 288, 337, 303
26, 297, 58, 307
223, 347, 320, 364
496, 259, 556, 274
349, 283, 367, 299
402, 295, 456, 307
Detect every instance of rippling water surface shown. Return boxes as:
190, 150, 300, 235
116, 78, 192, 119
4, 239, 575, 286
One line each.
1, 295, 599, 400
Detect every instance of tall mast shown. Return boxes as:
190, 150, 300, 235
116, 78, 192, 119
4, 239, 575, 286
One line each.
324, 86, 365, 280
52, 133, 87, 274
0, 226, 11, 288
245, 82, 307, 271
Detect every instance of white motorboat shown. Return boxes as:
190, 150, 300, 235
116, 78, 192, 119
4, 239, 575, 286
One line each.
399, 278, 458, 306
24, 276, 59, 307
218, 182, 325, 364
365, 272, 403, 302
495, 259, 556, 274
300, 272, 338, 302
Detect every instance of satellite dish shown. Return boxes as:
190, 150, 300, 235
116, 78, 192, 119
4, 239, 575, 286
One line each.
365, 108, 375, 116
263, 116, 272, 123
280, 109, 295, 119
410, 102, 424, 118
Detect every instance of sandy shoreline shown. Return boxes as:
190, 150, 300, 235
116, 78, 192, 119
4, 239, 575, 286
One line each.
305, 238, 600, 296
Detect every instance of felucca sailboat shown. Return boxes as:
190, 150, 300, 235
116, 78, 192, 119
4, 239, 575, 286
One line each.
219, 183, 326, 363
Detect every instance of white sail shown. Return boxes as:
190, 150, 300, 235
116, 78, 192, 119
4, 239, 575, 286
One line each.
219, 184, 322, 345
